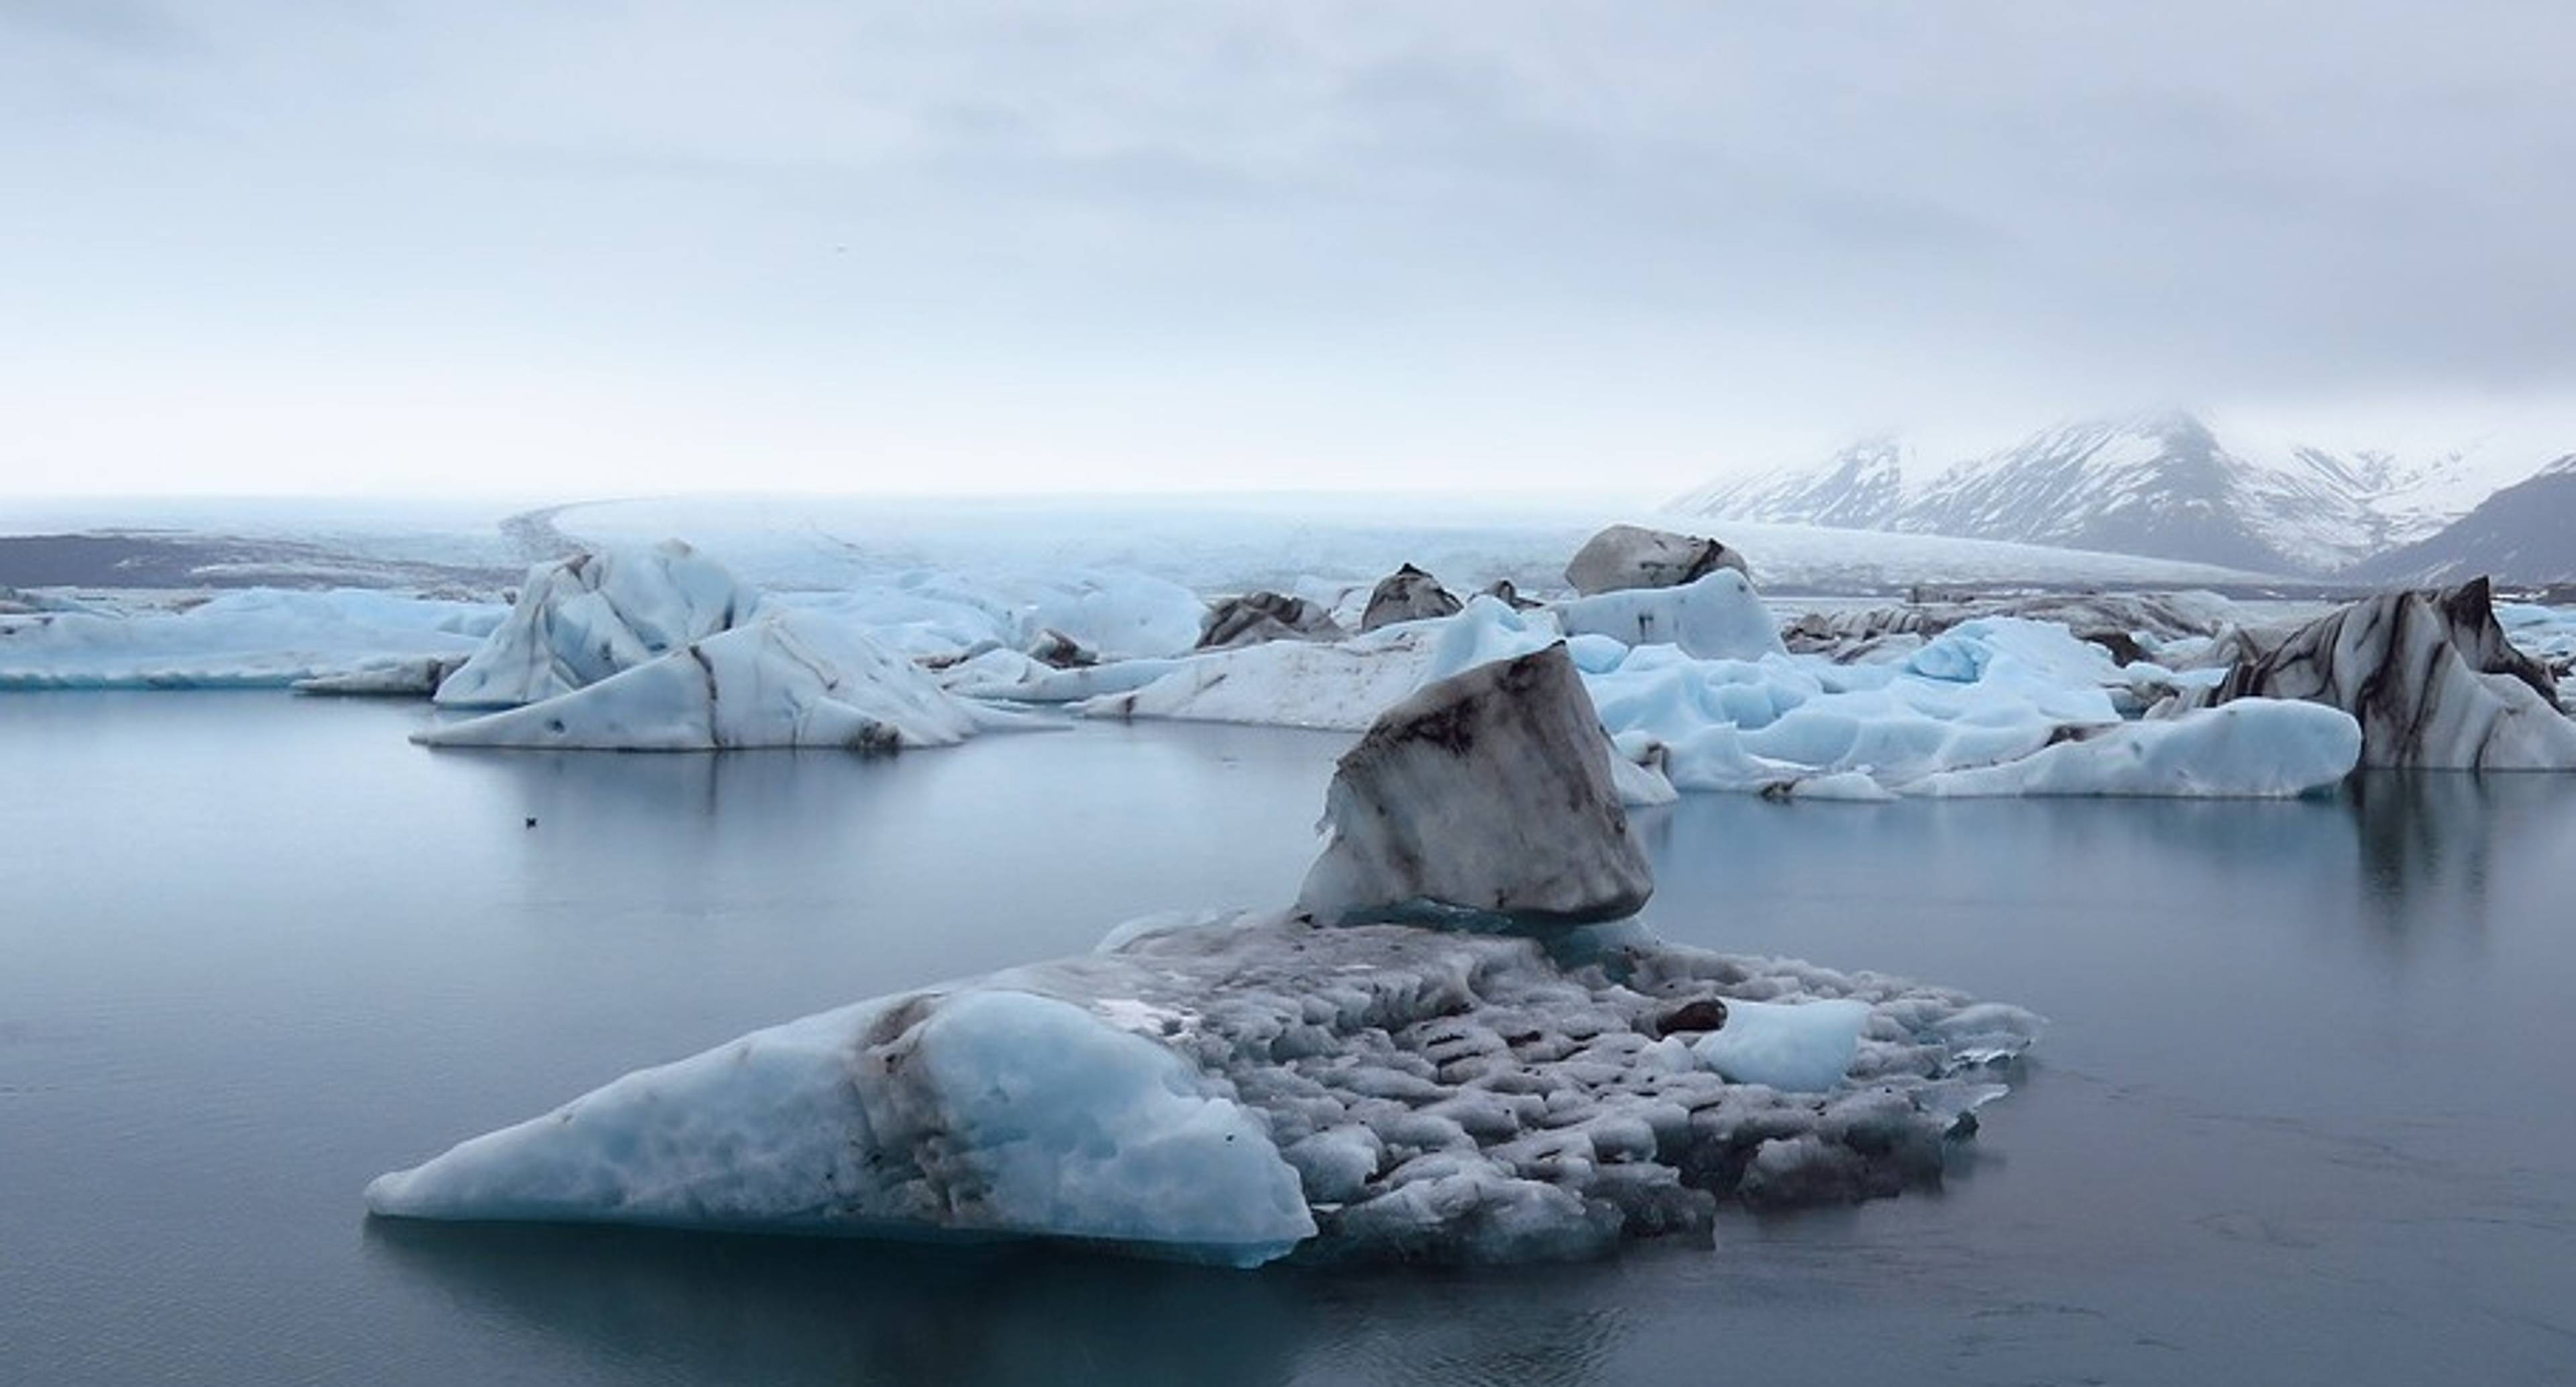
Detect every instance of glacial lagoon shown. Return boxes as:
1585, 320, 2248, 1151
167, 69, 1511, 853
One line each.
4, 691, 2573, 1384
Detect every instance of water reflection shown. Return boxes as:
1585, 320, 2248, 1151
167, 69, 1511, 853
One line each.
1635, 772, 2576, 960
365, 1221, 1314, 1387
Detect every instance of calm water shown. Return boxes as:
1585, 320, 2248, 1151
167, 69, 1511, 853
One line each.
4, 692, 2573, 1385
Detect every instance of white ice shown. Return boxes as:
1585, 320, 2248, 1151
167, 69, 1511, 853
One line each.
415, 610, 1012, 752
1690, 999, 1872, 1093
0, 588, 501, 689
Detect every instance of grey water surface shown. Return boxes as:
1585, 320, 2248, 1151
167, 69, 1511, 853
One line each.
3, 692, 2572, 1385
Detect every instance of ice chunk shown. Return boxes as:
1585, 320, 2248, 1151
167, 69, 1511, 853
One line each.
1563, 524, 1750, 595
1296, 644, 1652, 927
415, 610, 1009, 751
434, 541, 759, 708
368, 988, 1315, 1267
1690, 999, 1872, 1093
1557, 569, 1788, 661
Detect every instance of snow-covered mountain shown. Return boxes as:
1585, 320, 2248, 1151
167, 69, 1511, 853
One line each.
1670, 412, 2559, 577
2347, 453, 2576, 586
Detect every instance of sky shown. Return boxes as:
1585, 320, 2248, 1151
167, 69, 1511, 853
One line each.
3, 0, 2573, 501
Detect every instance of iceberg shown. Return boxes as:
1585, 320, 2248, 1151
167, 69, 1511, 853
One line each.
1904, 700, 2363, 798
1357, 564, 1463, 632
1556, 570, 1786, 662
415, 610, 1012, 752
1562, 524, 1749, 596
367, 985, 1316, 1268
433, 541, 760, 708
1197, 592, 1348, 650
366, 911, 2038, 1264
0, 588, 501, 690
2209, 578, 2576, 769
1295, 645, 1653, 928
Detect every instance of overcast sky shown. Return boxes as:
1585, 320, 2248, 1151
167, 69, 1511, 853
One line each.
4, 1, 2571, 500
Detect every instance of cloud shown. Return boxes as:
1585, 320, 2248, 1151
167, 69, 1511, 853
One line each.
3, 1, 2571, 496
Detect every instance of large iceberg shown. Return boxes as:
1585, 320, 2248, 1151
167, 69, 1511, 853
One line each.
366, 912, 2035, 1266
2208, 578, 2576, 769
368, 643, 2040, 1266
0, 588, 501, 689
415, 610, 1011, 752
433, 541, 760, 708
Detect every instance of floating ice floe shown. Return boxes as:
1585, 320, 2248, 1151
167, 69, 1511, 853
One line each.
415, 610, 1018, 752
0, 588, 502, 690
2206, 577, 2576, 769
434, 541, 759, 708
368, 650, 2041, 1266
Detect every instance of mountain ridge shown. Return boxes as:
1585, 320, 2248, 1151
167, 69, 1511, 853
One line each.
1671, 412, 2563, 578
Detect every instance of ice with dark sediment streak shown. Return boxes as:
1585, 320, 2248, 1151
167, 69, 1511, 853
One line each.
1295, 643, 1654, 928
433, 541, 759, 708
2208, 577, 2576, 769
368, 641, 2041, 1266
1563, 524, 1750, 596
415, 610, 1017, 752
